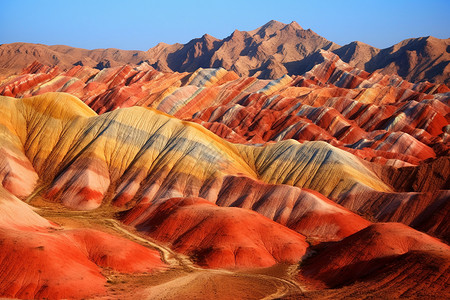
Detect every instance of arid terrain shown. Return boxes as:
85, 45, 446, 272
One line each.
1, 20, 449, 84
0, 20, 449, 299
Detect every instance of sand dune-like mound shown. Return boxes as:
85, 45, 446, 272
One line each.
300, 223, 450, 290
0, 187, 166, 299
123, 197, 308, 268
0, 93, 389, 209
1, 58, 447, 167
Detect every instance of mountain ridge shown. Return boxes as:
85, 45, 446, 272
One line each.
1, 20, 448, 85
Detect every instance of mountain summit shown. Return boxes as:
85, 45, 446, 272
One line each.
144, 20, 338, 78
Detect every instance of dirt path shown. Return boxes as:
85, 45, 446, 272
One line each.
34, 205, 304, 299
104, 218, 194, 269
105, 218, 303, 298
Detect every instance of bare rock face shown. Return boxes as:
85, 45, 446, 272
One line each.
364, 36, 450, 85
333, 41, 380, 70
0, 21, 448, 84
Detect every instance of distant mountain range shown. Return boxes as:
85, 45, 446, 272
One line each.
0, 20, 449, 85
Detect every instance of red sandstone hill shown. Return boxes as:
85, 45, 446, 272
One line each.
122, 197, 309, 269
1, 20, 448, 84
1, 53, 449, 244
0, 187, 166, 299
0, 83, 447, 299
297, 223, 450, 299
0, 20, 449, 299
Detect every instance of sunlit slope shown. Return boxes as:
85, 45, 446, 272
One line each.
123, 197, 309, 268
0, 92, 390, 211
2, 59, 447, 170
0, 186, 166, 299
239, 139, 391, 198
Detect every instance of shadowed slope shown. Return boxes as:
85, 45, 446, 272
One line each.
216, 176, 371, 242
1, 58, 447, 169
0, 92, 448, 298
299, 223, 450, 298
365, 36, 450, 85
1, 56, 448, 239
333, 41, 380, 70
1, 21, 447, 83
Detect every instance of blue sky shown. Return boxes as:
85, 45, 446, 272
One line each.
1, 0, 449, 50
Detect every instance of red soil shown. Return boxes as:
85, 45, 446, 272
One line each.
122, 197, 309, 269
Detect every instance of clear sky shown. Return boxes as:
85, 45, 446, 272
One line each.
1, 0, 449, 50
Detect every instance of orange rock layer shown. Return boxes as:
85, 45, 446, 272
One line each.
0, 48, 448, 299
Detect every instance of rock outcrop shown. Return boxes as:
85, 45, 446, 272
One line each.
0, 20, 448, 84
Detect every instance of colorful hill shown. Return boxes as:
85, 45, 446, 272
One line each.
0, 22, 449, 298
0, 88, 448, 298
1, 54, 448, 242
297, 223, 450, 299
0, 187, 166, 299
